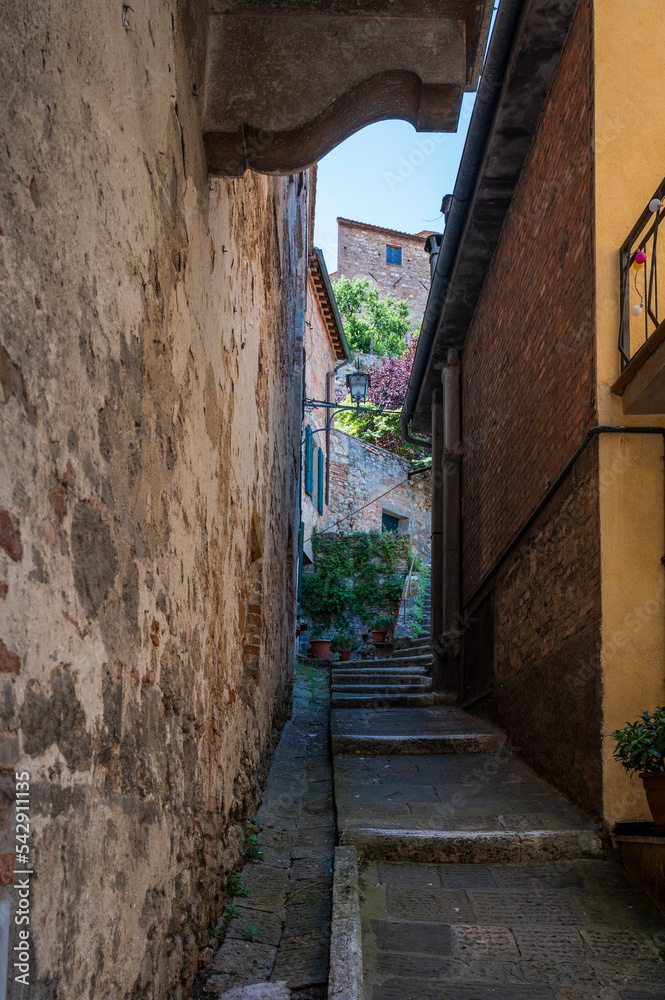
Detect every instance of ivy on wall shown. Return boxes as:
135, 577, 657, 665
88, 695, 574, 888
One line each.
302, 529, 410, 634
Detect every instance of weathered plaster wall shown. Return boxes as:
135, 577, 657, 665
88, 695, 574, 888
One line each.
592, 0, 665, 826
327, 431, 431, 556
472, 443, 603, 816
0, 3, 306, 997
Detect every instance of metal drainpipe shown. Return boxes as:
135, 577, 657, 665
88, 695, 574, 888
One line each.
430, 388, 444, 650
435, 347, 463, 694
399, 0, 525, 447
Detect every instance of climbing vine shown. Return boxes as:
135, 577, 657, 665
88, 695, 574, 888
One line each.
302, 529, 410, 634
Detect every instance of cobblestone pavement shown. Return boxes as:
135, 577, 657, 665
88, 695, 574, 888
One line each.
359, 858, 665, 999
196, 663, 334, 999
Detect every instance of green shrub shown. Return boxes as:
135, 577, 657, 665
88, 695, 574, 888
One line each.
611, 707, 665, 775
330, 631, 357, 653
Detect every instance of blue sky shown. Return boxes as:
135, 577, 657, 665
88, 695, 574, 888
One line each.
313, 93, 476, 274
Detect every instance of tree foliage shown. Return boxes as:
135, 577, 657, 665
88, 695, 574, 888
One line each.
333, 277, 411, 357
335, 340, 429, 460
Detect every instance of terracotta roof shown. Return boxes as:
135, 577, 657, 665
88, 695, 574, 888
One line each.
336, 217, 437, 241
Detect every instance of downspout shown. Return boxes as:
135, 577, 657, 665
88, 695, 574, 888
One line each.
434, 348, 463, 694
430, 387, 444, 649
400, 0, 525, 443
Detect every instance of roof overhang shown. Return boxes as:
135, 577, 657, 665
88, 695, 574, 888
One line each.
403, 0, 581, 437
309, 248, 352, 363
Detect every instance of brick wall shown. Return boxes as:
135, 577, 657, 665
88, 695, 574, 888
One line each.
336, 219, 433, 330
473, 442, 603, 814
461, 0, 596, 603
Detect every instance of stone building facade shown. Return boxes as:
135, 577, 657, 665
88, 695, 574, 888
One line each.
334, 218, 435, 330
402, 0, 665, 831
326, 430, 431, 558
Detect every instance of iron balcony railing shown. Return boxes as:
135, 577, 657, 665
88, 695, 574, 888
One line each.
619, 178, 665, 370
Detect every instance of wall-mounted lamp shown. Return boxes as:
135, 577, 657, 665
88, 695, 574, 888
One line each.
346, 359, 371, 412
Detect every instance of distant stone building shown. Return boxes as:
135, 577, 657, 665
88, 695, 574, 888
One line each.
333, 217, 436, 330
301, 251, 431, 566
326, 430, 431, 558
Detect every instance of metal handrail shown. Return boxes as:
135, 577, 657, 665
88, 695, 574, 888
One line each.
402, 550, 417, 625
619, 178, 665, 369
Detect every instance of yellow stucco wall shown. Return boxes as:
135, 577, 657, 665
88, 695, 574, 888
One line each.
593, 0, 665, 824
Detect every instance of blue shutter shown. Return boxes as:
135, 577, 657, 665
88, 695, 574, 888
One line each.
317, 448, 324, 514
305, 426, 313, 496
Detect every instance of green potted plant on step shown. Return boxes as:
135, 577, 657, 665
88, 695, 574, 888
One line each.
370, 613, 394, 645
330, 631, 357, 662
611, 706, 665, 832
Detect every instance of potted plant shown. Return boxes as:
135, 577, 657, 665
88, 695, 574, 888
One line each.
330, 631, 357, 661
309, 625, 333, 661
370, 614, 394, 644
611, 706, 665, 831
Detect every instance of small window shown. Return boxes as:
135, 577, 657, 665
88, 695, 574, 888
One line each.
386, 245, 402, 266
382, 512, 400, 533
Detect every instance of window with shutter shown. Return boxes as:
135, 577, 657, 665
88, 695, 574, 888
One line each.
317, 448, 324, 514
305, 426, 313, 496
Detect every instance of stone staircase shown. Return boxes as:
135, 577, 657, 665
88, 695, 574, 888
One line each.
332, 704, 602, 863
330, 583, 448, 709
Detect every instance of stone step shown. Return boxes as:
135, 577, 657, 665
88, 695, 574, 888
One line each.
392, 637, 431, 651
330, 706, 506, 757
331, 672, 430, 685
338, 827, 603, 864
334, 747, 602, 863
332, 683, 433, 696
331, 692, 455, 709
331, 730, 505, 755
332, 653, 432, 671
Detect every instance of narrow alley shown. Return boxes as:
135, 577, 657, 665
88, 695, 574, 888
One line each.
3, 1, 665, 998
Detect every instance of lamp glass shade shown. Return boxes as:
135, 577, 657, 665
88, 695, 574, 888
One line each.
347, 371, 370, 403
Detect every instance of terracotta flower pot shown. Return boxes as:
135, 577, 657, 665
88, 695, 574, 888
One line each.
339, 650, 352, 662
641, 773, 665, 831
309, 639, 332, 660
372, 630, 386, 643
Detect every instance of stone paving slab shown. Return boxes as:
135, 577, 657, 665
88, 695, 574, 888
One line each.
358, 860, 665, 1000
195, 667, 333, 999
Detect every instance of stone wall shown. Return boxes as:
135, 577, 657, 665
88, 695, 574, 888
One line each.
0, 2, 307, 997
326, 431, 431, 557
461, 0, 596, 601
471, 442, 603, 815
336, 219, 433, 330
